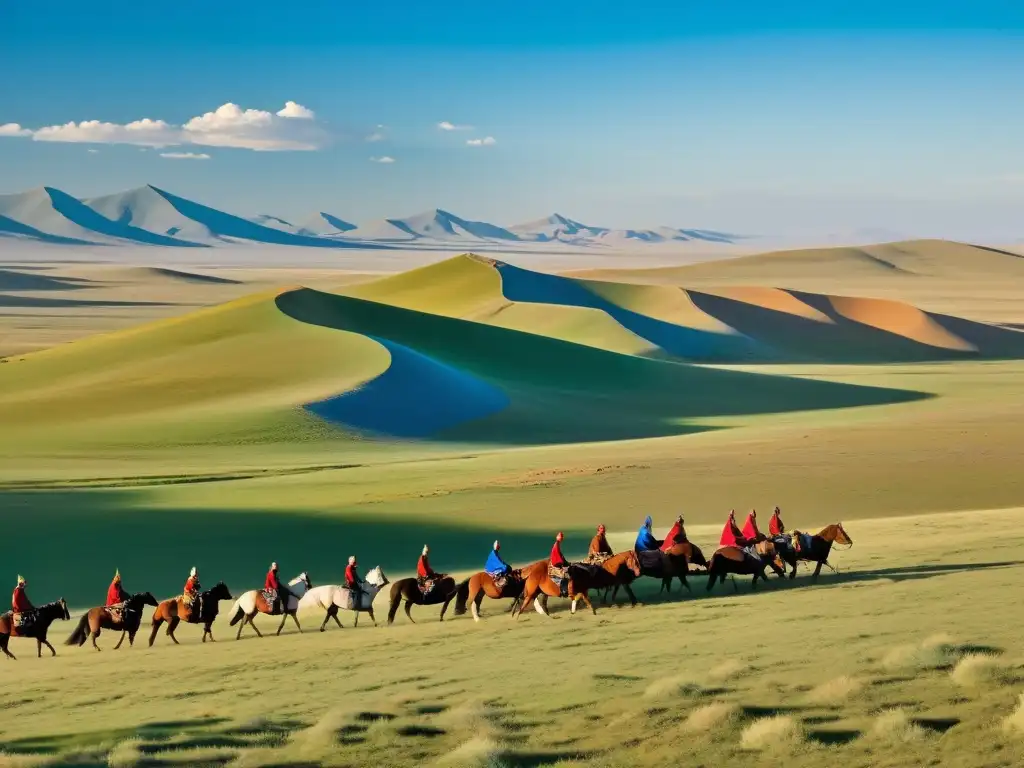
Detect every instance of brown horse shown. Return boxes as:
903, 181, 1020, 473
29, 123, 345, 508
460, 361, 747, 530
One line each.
775, 523, 853, 581
606, 544, 693, 604
515, 551, 642, 618
66, 592, 158, 651
149, 582, 233, 646
0, 599, 70, 659
387, 575, 463, 624
706, 541, 785, 591
453, 568, 528, 621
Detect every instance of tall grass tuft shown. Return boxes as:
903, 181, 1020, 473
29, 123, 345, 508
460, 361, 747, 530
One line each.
739, 715, 803, 750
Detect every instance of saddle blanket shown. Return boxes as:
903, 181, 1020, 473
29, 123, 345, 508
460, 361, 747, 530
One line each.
105, 604, 125, 623
741, 546, 763, 564
417, 578, 436, 596
794, 533, 815, 553
10, 611, 35, 630
637, 549, 665, 572
487, 572, 509, 592
585, 553, 612, 565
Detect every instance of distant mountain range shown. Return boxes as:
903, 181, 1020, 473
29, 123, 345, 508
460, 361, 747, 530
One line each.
0, 185, 745, 249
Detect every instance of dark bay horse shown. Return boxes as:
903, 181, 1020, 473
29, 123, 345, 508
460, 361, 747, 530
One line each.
453, 568, 527, 622
149, 582, 233, 646
0, 599, 71, 659
514, 551, 642, 618
66, 592, 158, 651
706, 541, 785, 591
387, 575, 463, 624
775, 523, 853, 581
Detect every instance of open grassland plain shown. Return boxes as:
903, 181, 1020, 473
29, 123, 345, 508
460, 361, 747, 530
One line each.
3, 511, 1024, 768
2, 239, 1024, 765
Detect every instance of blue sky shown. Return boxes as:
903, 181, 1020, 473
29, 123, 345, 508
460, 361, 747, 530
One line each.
2, 1, 1024, 237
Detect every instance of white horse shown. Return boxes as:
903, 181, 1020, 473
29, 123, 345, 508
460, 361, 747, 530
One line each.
298, 566, 389, 630
228, 572, 312, 639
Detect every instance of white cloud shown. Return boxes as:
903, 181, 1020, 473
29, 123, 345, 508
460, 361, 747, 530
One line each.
276, 101, 315, 119
182, 102, 327, 151
34, 118, 180, 147
438, 121, 473, 131
16, 101, 328, 152
160, 152, 211, 160
370, 156, 395, 164
0, 123, 32, 137
87, 148, 99, 154
466, 136, 497, 147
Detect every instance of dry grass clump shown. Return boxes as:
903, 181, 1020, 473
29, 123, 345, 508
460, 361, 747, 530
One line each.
805, 675, 865, 705
435, 736, 507, 768
437, 699, 498, 732
707, 659, 745, 682
682, 702, 740, 733
106, 738, 144, 768
289, 708, 350, 761
881, 635, 958, 672
1001, 693, 1024, 735
869, 708, 927, 743
643, 675, 705, 700
951, 654, 1014, 688
739, 715, 803, 750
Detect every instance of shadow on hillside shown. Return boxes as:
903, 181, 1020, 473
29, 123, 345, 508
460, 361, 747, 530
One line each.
0, 489, 594, 609
0, 295, 173, 308
275, 288, 930, 445
0, 267, 95, 291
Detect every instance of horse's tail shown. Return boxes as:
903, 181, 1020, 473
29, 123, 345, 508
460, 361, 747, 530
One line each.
453, 577, 471, 616
228, 598, 245, 626
65, 613, 89, 646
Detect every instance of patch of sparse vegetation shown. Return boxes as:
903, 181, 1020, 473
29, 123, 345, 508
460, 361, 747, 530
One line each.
950, 654, 1015, 688
682, 702, 740, 733
805, 675, 865, 705
643, 676, 705, 700
868, 708, 927, 743
739, 715, 804, 750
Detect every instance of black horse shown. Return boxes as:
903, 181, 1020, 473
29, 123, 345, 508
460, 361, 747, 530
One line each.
0, 599, 71, 659
772, 524, 853, 582
706, 542, 786, 591
387, 576, 463, 624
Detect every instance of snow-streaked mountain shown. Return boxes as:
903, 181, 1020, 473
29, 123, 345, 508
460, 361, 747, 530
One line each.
340, 209, 520, 243
297, 212, 357, 237
0, 184, 745, 250
509, 213, 608, 243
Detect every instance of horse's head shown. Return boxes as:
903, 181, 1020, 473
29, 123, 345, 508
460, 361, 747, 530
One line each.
58, 598, 70, 621
209, 581, 233, 601
625, 550, 642, 577
365, 567, 389, 588
289, 572, 313, 594
834, 523, 853, 547
141, 591, 159, 607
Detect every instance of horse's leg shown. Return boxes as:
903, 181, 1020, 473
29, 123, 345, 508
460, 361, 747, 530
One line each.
623, 583, 638, 608
206, 623, 216, 642
235, 615, 246, 640
439, 595, 455, 622
367, 607, 377, 627
37, 638, 43, 658
91, 630, 101, 652
113, 630, 126, 650
535, 594, 552, 617
167, 616, 180, 644
812, 560, 824, 583
387, 595, 401, 625
276, 613, 287, 636
291, 612, 302, 632
404, 600, 416, 624
320, 609, 331, 632
751, 571, 760, 590
0, 635, 14, 660
579, 591, 597, 615
516, 588, 536, 619
789, 558, 798, 580
149, 617, 163, 647
352, 611, 358, 628
250, 615, 264, 638
471, 592, 484, 622
332, 605, 345, 629
42, 634, 56, 657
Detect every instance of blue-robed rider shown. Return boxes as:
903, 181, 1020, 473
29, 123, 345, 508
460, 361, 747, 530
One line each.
634, 515, 661, 551
485, 540, 512, 578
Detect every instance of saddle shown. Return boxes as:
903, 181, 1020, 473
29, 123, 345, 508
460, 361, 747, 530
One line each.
105, 603, 126, 624
417, 577, 437, 596
741, 546, 763, 565
489, 572, 509, 593
11, 610, 36, 632
585, 552, 612, 565
637, 549, 665, 573
547, 565, 571, 597
180, 593, 204, 622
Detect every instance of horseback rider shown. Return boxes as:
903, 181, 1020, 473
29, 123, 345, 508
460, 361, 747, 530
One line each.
769, 506, 785, 536
485, 540, 512, 589
11, 575, 33, 627
719, 510, 747, 548
417, 545, 437, 594
587, 524, 613, 563
105, 569, 127, 620
549, 532, 570, 597
264, 562, 292, 614
183, 566, 201, 618
634, 515, 661, 552
661, 515, 686, 551
345, 555, 363, 608
741, 509, 761, 542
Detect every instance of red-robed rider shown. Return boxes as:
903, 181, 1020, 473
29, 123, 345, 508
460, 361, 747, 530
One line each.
719, 510, 746, 548
12, 575, 32, 613
769, 506, 785, 536
661, 515, 685, 551
106, 570, 126, 606
417, 546, 436, 579
550, 532, 568, 568
741, 510, 761, 542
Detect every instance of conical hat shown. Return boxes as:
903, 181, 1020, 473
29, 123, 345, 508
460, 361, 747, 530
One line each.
16, 574, 25, 585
